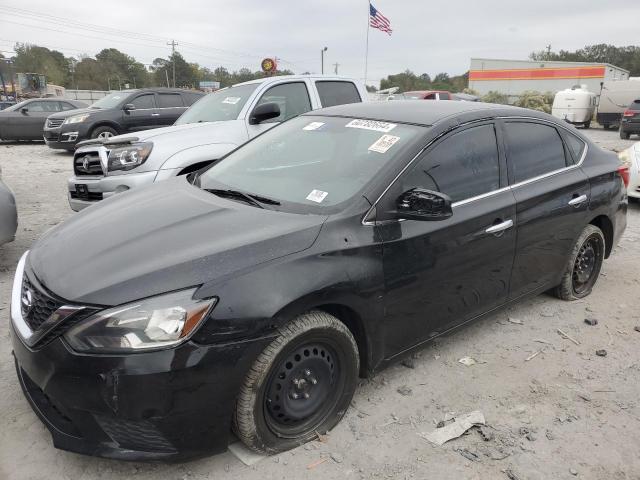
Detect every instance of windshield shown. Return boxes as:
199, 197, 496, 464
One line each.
198, 115, 426, 213
90, 92, 130, 109
175, 83, 258, 125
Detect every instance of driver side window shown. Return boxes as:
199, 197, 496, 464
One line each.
400, 124, 500, 203
254, 82, 311, 123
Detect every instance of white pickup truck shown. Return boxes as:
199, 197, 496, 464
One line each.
67, 75, 367, 211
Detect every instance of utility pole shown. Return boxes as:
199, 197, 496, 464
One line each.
321, 46, 328, 75
545, 44, 552, 58
167, 40, 179, 87
333, 62, 339, 75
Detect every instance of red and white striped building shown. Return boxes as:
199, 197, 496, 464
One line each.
468, 58, 629, 96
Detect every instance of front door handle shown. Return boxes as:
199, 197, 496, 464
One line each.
568, 194, 588, 207
151, 113, 160, 116
485, 219, 514, 235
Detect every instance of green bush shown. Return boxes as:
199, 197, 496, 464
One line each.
513, 90, 553, 113
481, 91, 510, 105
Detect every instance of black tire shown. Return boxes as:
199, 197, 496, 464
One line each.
554, 224, 605, 301
620, 128, 631, 140
234, 310, 359, 454
583, 121, 591, 129
90, 125, 118, 140
603, 123, 611, 130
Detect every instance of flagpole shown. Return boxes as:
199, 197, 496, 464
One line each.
364, 1, 370, 87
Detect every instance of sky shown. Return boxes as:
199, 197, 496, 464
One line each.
1, 0, 639, 86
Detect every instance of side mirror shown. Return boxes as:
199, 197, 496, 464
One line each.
249, 102, 280, 124
395, 188, 453, 221
123, 103, 136, 112
20, 107, 29, 115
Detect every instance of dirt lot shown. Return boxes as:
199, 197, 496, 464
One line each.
0, 128, 639, 480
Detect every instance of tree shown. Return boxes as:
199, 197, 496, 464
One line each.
530, 44, 640, 76
12, 43, 71, 86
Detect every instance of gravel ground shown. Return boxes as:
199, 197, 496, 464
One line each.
0, 127, 639, 480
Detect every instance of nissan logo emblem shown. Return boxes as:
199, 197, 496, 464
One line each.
21, 288, 34, 316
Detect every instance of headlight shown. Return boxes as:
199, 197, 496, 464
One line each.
63, 114, 90, 125
107, 142, 153, 172
64, 289, 216, 353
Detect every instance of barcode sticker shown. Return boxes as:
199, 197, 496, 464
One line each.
306, 189, 328, 203
368, 135, 400, 154
345, 119, 396, 133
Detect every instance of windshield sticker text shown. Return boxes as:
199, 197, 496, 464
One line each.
222, 97, 241, 105
368, 135, 400, 154
303, 122, 325, 131
306, 189, 328, 203
345, 119, 396, 133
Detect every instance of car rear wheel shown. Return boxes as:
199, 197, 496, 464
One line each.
234, 310, 359, 454
554, 224, 605, 301
91, 126, 117, 140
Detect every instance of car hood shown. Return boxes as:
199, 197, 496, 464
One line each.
48, 107, 105, 120
28, 177, 326, 306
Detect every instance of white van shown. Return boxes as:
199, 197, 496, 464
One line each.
551, 85, 597, 128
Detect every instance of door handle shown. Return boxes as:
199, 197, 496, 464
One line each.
151, 113, 160, 116
568, 194, 588, 207
485, 219, 514, 235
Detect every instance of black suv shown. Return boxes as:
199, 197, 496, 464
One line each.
44, 88, 204, 150
620, 99, 640, 139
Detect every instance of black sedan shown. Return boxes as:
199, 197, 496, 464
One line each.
10, 101, 628, 461
0, 98, 87, 141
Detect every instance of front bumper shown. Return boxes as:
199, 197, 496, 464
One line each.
0, 179, 18, 245
44, 124, 91, 150
11, 318, 270, 461
68, 170, 159, 211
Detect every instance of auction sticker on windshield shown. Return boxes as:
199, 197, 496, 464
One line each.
303, 122, 325, 131
306, 189, 328, 203
222, 97, 241, 105
368, 134, 400, 154
345, 119, 396, 133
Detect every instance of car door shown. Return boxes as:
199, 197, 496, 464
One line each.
156, 92, 187, 127
501, 119, 591, 300
246, 81, 313, 138
375, 122, 517, 357
7, 101, 55, 139
122, 93, 159, 132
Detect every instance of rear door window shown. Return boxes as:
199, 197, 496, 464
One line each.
60, 102, 77, 111
504, 122, 568, 184
315, 81, 361, 107
438, 92, 450, 100
400, 124, 501, 202
157, 93, 184, 108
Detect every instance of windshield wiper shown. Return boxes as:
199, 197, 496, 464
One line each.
247, 192, 281, 206
204, 188, 281, 208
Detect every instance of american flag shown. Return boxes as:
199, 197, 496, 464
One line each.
369, 3, 392, 35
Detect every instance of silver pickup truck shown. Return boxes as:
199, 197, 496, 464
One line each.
68, 75, 367, 211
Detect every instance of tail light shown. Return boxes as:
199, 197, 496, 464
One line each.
617, 164, 630, 188
623, 109, 635, 117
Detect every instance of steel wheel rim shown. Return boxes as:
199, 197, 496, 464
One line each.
572, 234, 602, 295
97, 131, 113, 139
264, 341, 341, 437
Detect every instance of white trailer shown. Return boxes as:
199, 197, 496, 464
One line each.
551, 85, 597, 128
597, 80, 640, 129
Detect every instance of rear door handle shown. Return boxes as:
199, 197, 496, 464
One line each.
568, 194, 588, 207
485, 219, 514, 235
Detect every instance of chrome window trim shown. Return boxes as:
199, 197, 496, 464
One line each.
362, 115, 589, 225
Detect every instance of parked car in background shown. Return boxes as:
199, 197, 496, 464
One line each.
597, 80, 640, 129
44, 88, 204, 151
403, 90, 453, 100
11, 101, 627, 461
551, 85, 597, 128
67, 76, 367, 211
619, 99, 640, 139
452, 92, 480, 102
0, 98, 87, 141
0, 101, 17, 111
0, 165, 18, 245
618, 141, 640, 199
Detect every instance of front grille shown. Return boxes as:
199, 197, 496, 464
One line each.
47, 118, 64, 128
21, 275, 64, 332
95, 416, 177, 453
43, 131, 60, 141
70, 190, 103, 201
74, 152, 103, 176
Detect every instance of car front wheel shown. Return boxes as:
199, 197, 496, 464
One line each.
554, 224, 605, 301
91, 126, 118, 140
234, 310, 359, 454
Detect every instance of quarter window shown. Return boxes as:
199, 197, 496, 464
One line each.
401, 124, 501, 203
254, 82, 311, 123
504, 122, 567, 183
157, 93, 184, 108
131, 94, 155, 109
316, 81, 361, 107
563, 132, 586, 164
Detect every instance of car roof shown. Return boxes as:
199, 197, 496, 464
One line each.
305, 100, 530, 126
234, 75, 359, 87
405, 90, 451, 95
